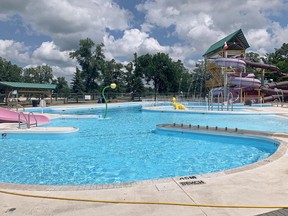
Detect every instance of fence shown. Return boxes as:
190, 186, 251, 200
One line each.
0, 92, 207, 108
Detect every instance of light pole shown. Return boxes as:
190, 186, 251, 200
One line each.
102, 83, 117, 118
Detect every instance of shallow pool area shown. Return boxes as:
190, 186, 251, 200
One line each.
0, 105, 286, 185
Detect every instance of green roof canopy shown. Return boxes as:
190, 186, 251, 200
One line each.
0, 81, 56, 90
203, 29, 250, 57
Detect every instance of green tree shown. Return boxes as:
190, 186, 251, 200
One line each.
71, 67, 85, 94
246, 52, 261, 62
0, 57, 22, 82
53, 77, 70, 95
134, 53, 187, 100
102, 59, 124, 92
267, 43, 288, 73
22, 65, 53, 83
70, 39, 105, 92
124, 61, 144, 94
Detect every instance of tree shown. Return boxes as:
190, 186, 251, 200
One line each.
134, 52, 187, 100
53, 77, 70, 95
102, 59, 124, 92
0, 57, 22, 82
246, 52, 261, 63
69, 39, 105, 92
22, 65, 53, 83
122, 61, 144, 99
71, 67, 85, 94
267, 43, 288, 73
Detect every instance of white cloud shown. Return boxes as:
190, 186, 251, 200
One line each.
137, 0, 288, 56
104, 29, 169, 60
0, 0, 132, 49
31, 41, 75, 66
0, 39, 30, 63
246, 29, 272, 54
51, 66, 76, 83
0, 39, 77, 82
1, 0, 288, 82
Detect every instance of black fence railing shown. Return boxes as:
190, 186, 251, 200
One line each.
0, 92, 207, 107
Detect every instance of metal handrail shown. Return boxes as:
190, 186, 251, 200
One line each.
275, 89, 284, 107
217, 92, 224, 111
207, 89, 214, 111
28, 112, 38, 128
18, 112, 28, 128
227, 92, 234, 111
272, 99, 279, 107
18, 112, 38, 128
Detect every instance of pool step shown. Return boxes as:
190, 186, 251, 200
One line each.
156, 123, 288, 138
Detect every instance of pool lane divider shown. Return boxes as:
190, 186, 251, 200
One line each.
156, 123, 288, 138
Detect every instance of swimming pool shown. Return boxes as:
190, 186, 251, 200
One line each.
0, 105, 285, 185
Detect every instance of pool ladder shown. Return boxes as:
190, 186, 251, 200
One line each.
18, 112, 38, 128
208, 91, 234, 111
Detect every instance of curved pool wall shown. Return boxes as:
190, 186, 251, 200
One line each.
155, 127, 279, 154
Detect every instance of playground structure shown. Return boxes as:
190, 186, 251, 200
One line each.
203, 29, 288, 106
211, 58, 288, 105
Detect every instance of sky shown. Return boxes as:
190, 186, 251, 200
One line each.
0, 0, 288, 82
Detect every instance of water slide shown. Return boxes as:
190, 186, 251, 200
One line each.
0, 107, 50, 125
242, 59, 280, 72
212, 58, 261, 96
242, 59, 288, 102
261, 81, 288, 102
213, 58, 288, 101
214, 58, 261, 87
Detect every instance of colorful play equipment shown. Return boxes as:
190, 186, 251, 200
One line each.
102, 83, 117, 118
213, 58, 288, 103
203, 29, 288, 105
172, 97, 186, 110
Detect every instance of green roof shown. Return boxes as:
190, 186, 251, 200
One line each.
203, 29, 250, 57
0, 81, 56, 90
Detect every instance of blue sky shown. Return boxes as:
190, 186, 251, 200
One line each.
0, 0, 288, 82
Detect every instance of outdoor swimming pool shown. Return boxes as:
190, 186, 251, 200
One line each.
0, 105, 285, 185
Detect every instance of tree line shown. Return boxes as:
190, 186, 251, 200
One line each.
0, 38, 287, 98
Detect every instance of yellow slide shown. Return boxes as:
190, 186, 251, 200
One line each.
172, 97, 186, 110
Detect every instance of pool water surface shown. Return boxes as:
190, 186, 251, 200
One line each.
0, 106, 284, 185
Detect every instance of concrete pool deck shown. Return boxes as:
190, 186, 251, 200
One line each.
0, 104, 288, 215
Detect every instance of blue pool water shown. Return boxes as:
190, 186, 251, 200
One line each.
0, 105, 284, 185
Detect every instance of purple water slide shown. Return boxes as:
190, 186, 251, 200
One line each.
261, 81, 288, 95
242, 59, 279, 71
215, 58, 246, 69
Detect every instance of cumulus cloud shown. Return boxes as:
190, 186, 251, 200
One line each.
0, 0, 288, 82
0, 39, 30, 63
104, 29, 169, 60
137, 0, 288, 56
0, 0, 131, 50
31, 41, 76, 66
30, 42, 78, 82
51, 66, 76, 83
